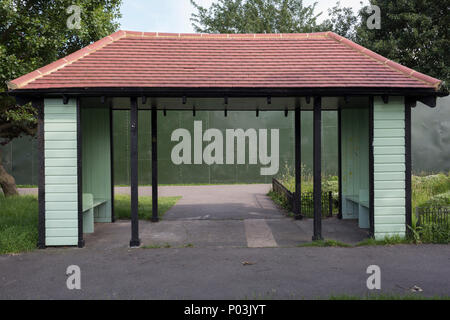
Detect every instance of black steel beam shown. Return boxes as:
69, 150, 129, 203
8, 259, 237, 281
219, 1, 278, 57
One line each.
130, 97, 140, 247
35, 99, 46, 249
151, 107, 159, 223
313, 97, 323, 240
8, 87, 446, 99
77, 98, 84, 248
294, 105, 302, 220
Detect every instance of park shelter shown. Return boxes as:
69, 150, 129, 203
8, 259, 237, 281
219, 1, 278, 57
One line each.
6, 30, 446, 248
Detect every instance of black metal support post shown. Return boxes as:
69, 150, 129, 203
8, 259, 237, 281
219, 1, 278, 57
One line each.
109, 106, 115, 223
338, 106, 343, 219
294, 105, 302, 220
369, 97, 375, 237
405, 98, 413, 236
313, 97, 323, 240
151, 106, 159, 222
130, 97, 140, 247
35, 99, 46, 249
76, 98, 84, 248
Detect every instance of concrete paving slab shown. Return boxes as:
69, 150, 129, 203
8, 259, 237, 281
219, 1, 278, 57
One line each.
244, 219, 278, 248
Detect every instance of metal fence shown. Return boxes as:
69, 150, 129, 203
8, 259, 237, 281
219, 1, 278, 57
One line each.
272, 178, 335, 218
416, 206, 449, 227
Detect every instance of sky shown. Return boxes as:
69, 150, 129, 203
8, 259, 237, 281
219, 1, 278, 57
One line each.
119, 0, 369, 33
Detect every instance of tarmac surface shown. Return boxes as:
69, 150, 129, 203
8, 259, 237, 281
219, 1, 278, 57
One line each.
6, 185, 448, 299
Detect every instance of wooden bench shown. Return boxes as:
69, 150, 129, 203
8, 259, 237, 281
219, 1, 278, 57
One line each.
82, 193, 107, 233
345, 190, 370, 229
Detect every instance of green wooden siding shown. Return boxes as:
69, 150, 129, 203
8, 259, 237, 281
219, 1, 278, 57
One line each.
81, 107, 112, 223
373, 96, 406, 239
44, 98, 78, 246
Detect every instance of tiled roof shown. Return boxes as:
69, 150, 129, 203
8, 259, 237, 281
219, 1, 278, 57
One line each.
7, 30, 442, 91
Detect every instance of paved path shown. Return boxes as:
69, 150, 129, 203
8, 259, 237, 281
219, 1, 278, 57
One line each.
1, 245, 449, 299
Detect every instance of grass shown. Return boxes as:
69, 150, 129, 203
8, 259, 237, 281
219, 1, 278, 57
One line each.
114, 195, 181, 220
297, 239, 352, 248
0, 195, 38, 255
0, 194, 180, 255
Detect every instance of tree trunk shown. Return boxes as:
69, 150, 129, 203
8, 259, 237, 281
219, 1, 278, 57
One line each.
0, 149, 19, 197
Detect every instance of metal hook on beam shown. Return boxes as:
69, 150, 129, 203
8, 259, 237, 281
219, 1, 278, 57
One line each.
256, 108, 259, 117
285, 108, 289, 117
224, 107, 228, 117
267, 96, 272, 105
193, 106, 196, 117
142, 96, 147, 105
62, 95, 69, 105
382, 95, 389, 104
182, 96, 187, 105
163, 108, 167, 116
224, 96, 228, 105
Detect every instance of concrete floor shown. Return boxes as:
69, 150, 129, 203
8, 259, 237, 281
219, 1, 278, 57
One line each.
21, 185, 369, 248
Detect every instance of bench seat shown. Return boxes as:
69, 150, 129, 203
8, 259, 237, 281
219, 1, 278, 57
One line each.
345, 191, 370, 229
82, 193, 107, 234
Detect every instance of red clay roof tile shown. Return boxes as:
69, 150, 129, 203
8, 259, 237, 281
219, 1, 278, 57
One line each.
7, 30, 442, 91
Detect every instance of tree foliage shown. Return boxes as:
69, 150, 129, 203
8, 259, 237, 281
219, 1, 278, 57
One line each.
356, 0, 449, 87
191, 0, 323, 33
0, 0, 122, 195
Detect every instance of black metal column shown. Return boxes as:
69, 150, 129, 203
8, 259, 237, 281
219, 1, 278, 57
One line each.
405, 98, 413, 235
338, 106, 343, 219
76, 98, 84, 248
151, 106, 159, 222
109, 105, 115, 223
294, 105, 302, 219
369, 97, 375, 237
35, 99, 46, 249
130, 97, 140, 247
313, 97, 323, 241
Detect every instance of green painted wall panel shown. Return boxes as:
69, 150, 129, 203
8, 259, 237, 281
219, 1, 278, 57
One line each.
373, 96, 406, 240
45, 158, 77, 167
46, 193, 78, 202
374, 147, 405, 155
374, 207, 406, 215
374, 172, 405, 181
45, 149, 77, 158
44, 98, 79, 247
375, 215, 406, 224
45, 123, 77, 132
45, 140, 77, 150
45, 167, 77, 176
45, 176, 77, 185
46, 220, 78, 228
373, 138, 404, 146
373, 120, 405, 129
374, 155, 405, 163
46, 202, 78, 211
46, 212, 78, 220
374, 164, 406, 172
45, 132, 77, 141
46, 228, 78, 237
375, 181, 405, 189
45, 237, 78, 246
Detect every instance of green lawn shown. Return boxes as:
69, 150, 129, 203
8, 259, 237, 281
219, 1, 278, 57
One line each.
114, 195, 181, 220
0, 194, 180, 255
0, 195, 38, 255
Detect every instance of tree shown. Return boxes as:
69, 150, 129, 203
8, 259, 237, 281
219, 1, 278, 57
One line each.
190, 0, 323, 33
321, 1, 359, 41
0, 0, 122, 196
356, 0, 449, 87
